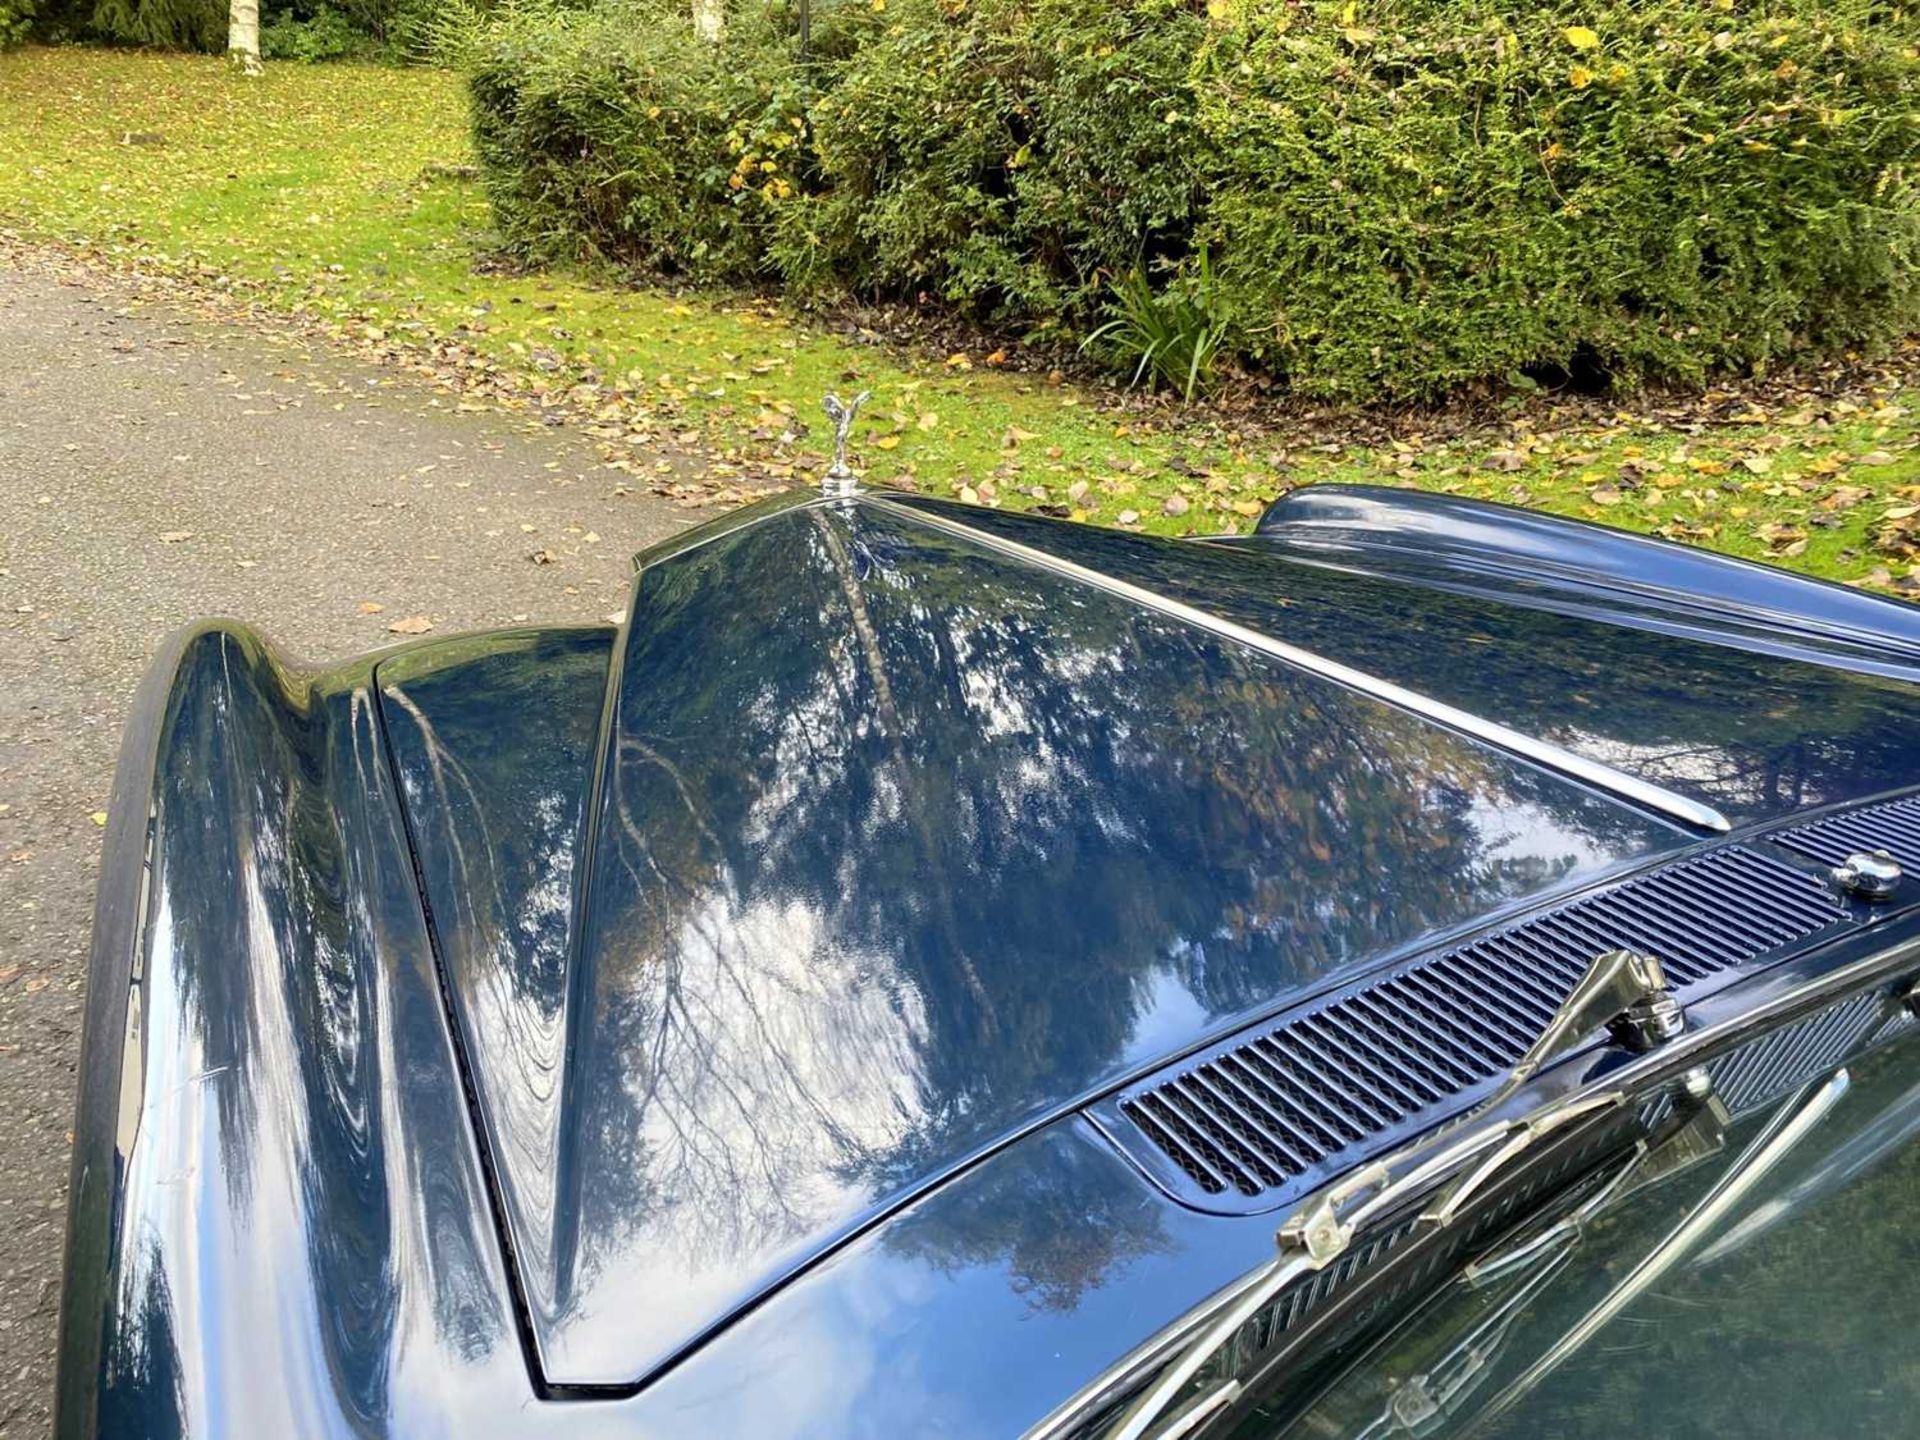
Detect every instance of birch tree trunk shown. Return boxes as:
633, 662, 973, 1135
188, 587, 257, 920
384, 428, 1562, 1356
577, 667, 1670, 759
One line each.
692, 0, 724, 41
229, 0, 262, 74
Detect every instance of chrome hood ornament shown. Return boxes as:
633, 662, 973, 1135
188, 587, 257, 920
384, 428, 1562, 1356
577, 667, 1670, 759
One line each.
821, 390, 872, 497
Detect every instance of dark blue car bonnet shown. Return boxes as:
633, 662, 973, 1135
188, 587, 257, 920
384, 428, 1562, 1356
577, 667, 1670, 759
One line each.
374, 490, 1920, 1389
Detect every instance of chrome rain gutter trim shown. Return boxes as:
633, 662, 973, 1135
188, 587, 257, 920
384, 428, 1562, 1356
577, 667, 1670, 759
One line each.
862, 496, 1732, 834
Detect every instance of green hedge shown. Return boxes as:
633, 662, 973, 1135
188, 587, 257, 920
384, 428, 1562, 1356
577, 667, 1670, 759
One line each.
0, 0, 34, 48
789, 0, 1210, 320
21, 0, 463, 58
83, 0, 225, 49
1199, 0, 1920, 397
471, 3, 800, 275
471, 0, 1920, 402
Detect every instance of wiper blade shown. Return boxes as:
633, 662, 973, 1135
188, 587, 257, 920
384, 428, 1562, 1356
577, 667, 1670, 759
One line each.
1295, 948, 1686, 1248
1280, 1083, 1736, 1440
1464, 1085, 1728, 1289
1098, 949, 1685, 1440
1286, 947, 1684, 1258
1099, 1088, 1632, 1440
1470, 1067, 1852, 1431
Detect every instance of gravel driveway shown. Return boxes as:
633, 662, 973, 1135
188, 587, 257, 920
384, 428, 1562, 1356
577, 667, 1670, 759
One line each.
0, 260, 696, 1437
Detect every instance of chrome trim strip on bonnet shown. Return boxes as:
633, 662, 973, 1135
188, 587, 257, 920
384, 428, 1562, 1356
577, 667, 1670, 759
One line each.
864, 496, 1732, 834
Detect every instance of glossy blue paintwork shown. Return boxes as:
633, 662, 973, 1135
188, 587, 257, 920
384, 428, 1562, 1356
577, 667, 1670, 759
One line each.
377, 625, 616, 1343
589, 960, 1920, 1439
57, 625, 536, 1440
902, 494, 1920, 822
1253, 482, 1920, 669
472, 497, 1680, 1386
55, 485, 1920, 1439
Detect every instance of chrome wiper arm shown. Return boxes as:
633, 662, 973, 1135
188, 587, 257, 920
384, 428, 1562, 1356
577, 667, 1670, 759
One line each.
1314, 1075, 1736, 1440
1464, 1077, 1729, 1289
1258, 945, 1687, 1272
1101, 1085, 1630, 1440
1480, 949, 1682, 1112
1416, 1089, 1626, 1230
1096, 948, 1684, 1440
1290, 947, 1682, 1255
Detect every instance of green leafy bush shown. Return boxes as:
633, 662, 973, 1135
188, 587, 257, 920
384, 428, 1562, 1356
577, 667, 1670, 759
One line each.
263, 6, 373, 58
0, 0, 34, 48
22, 0, 474, 58
790, 0, 1210, 322
1194, 0, 1920, 399
398, 0, 591, 68
86, 0, 224, 49
469, 1, 800, 276
470, 0, 1918, 402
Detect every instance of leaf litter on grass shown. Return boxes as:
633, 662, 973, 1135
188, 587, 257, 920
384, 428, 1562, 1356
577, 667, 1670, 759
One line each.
2, 47, 1917, 591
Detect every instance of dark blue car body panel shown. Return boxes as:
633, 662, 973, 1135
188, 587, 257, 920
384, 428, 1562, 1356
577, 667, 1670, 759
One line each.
56, 627, 533, 1440
939, 493, 1920, 822
56, 485, 1920, 1438
443, 497, 1696, 1387
1251, 482, 1920, 673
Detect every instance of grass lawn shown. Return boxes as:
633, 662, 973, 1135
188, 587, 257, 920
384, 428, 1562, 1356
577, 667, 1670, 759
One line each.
3, 46, 1918, 588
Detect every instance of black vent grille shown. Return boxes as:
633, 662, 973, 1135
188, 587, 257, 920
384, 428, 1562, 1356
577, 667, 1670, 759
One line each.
1116, 847, 1844, 1203
1776, 792, 1920, 873
1710, 991, 1886, 1117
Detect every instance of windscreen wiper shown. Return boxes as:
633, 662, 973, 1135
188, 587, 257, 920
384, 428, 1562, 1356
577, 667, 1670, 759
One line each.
1272, 1076, 1737, 1439
1466, 1067, 1851, 1433
1341, 1199, 1590, 1440
1095, 949, 1687, 1440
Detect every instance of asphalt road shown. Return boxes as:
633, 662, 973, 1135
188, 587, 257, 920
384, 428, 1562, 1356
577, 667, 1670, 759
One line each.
0, 261, 696, 1436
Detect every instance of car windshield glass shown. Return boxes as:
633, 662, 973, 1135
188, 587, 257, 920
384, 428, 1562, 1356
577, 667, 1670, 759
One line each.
1232, 1023, 1920, 1440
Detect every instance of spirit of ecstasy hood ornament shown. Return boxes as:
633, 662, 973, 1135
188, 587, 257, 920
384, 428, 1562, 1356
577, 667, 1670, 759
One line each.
821, 390, 871, 497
